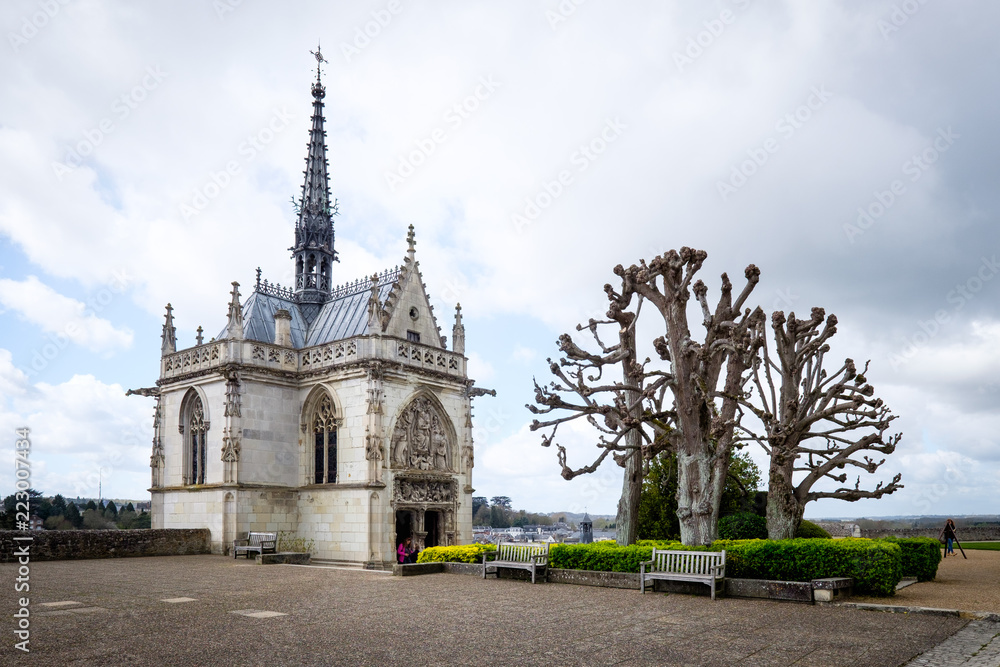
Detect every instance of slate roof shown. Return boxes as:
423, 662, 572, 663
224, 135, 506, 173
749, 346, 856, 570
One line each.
217, 270, 399, 349
305, 281, 395, 346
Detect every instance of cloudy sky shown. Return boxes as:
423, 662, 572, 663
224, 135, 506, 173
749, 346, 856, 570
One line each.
1, 0, 997, 519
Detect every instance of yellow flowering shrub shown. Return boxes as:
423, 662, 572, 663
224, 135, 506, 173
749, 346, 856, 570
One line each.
417, 543, 496, 564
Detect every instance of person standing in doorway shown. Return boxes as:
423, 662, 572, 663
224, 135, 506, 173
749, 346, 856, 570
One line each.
397, 536, 418, 564
940, 519, 958, 557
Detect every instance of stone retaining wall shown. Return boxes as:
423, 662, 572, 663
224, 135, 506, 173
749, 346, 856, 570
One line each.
0, 529, 211, 562
401, 561, 851, 603
860, 527, 1000, 541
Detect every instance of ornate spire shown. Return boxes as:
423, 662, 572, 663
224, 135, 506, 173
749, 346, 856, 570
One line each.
406, 224, 416, 258
452, 303, 465, 355
292, 43, 337, 307
226, 282, 244, 340
160, 304, 176, 356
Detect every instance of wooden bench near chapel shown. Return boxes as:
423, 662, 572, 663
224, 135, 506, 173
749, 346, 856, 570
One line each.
640, 549, 726, 600
233, 531, 277, 559
483, 543, 549, 584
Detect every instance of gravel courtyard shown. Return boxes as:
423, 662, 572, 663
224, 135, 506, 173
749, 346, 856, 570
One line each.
0, 555, 973, 666
855, 549, 1000, 614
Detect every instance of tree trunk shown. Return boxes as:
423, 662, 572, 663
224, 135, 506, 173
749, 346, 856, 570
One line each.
765, 447, 802, 540
615, 319, 643, 546
615, 445, 642, 545
676, 450, 727, 545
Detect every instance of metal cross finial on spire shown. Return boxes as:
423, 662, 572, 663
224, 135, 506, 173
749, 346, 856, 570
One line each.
310, 42, 328, 81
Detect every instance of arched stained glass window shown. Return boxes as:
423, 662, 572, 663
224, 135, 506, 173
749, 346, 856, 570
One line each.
189, 396, 207, 484
313, 395, 337, 484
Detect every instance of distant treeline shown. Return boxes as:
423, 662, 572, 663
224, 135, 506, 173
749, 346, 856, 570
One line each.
1, 489, 150, 531
471, 496, 616, 531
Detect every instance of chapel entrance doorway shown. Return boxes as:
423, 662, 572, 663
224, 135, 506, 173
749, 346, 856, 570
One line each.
395, 510, 413, 553
425, 511, 440, 548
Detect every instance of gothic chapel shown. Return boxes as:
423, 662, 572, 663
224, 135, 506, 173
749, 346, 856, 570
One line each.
134, 50, 488, 566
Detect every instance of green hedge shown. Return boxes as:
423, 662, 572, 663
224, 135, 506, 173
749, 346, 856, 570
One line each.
795, 520, 833, 539
417, 543, 495, 564
551, 543, 649, 572
880, 537, 941, 582
422, 538, 902, 596
559, 538, 902, 596
719, 513, 768, 540
715, 538, 901, 596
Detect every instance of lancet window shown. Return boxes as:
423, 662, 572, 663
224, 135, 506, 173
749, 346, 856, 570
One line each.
313, 394, 338, 484
187, 396, 208, 484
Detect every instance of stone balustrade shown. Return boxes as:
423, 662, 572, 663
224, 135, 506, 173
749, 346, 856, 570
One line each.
161, 336, 466, 381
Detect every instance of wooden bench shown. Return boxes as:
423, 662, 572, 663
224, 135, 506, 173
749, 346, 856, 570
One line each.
233, 532, 277, 559
483, 543, 549, 584
640, 549, 726, 600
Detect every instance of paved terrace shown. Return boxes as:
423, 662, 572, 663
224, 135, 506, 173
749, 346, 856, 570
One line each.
0, 555, 972, 666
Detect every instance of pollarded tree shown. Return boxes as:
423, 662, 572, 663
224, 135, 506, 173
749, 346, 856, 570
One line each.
530, 248, 762, 546
528, 260, 675, 545
740, 308, 903, 539
623, 248, 763, 545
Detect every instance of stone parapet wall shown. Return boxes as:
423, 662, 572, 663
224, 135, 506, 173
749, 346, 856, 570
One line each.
860, 527, 1000, 541
814, 522, 861, 538
0, 529, 211, 562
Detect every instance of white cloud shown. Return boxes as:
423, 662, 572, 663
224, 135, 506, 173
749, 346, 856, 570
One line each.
0, 275, 133, 355
509, 344, 537, 364
0, 349, 29, 398
0, 349, 151, 500
466, 351, 494, 384
476, 419, 622, 516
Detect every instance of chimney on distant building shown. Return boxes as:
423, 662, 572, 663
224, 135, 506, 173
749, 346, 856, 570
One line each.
274, 309, 292, 347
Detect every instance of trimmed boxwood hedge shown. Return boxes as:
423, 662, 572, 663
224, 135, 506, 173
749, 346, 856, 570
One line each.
795, 520, 833, 539
551, 542, 659, 572
879, 536, 941, 582
715, 538, 901, 596
417, 543, 495, 564
422, 538, 903, 596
